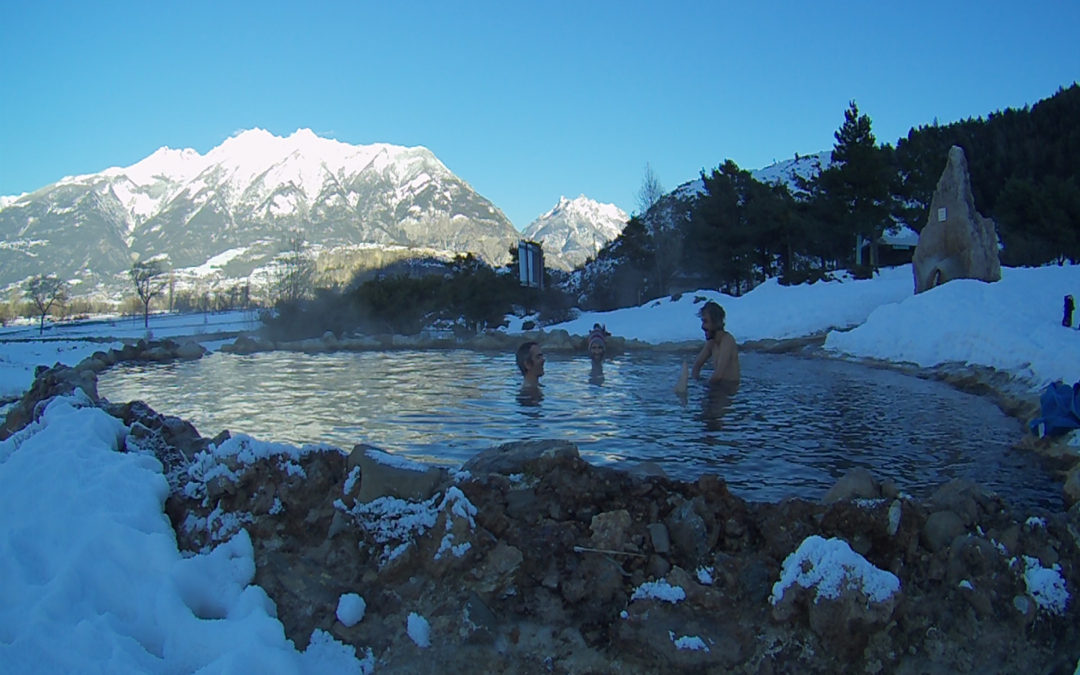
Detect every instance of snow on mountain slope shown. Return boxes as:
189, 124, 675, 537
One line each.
522, 195, 628, 271
0, 129, 518, 298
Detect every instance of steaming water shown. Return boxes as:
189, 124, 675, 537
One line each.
98, 349, 1059, 509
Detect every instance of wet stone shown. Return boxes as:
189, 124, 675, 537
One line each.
589, 509, 631, 551
648, 523, 671, 554
922, 510, 966, 552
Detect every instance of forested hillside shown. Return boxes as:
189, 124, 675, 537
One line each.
578, 84, 1079, 309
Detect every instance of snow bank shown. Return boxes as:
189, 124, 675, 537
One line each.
825, 265, 1080, 387
0, 395, 365, 673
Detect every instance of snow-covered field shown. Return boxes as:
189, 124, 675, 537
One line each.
552, 263, 1080, 390
2, 264, 1079, 671
0, 310, 260, 401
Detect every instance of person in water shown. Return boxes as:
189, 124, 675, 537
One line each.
516, 341, 545, 388
586, 323, 609, 384
675, 301, 740, 396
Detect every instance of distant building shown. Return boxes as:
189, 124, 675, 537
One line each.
856, 225, 919, 268
518, 240, 544, 290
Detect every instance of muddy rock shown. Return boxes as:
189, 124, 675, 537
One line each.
349, 444, 446, 502
0, 362, 100, 439
462, 439, 579, 476
922, 510, 967, 552
590, 509, 633, 551
1064, 462, 1080, 506
770, 537, 900, 655
176, 341, 207, 360
665, 498, 710, 563
822, 467, 880, 504
648, 523, 671, 554
928, 479, 1004, 525
223, 334, 273, 354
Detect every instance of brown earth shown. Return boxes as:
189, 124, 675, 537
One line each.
5, 338, 1080, 673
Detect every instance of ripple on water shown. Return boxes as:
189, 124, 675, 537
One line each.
97, 349, 1060, 510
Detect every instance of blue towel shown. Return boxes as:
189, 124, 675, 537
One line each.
1029, 380, 1080, 438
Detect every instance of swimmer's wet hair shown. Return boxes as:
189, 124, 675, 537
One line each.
516, 341, 538, 375
699, 301, 725, 331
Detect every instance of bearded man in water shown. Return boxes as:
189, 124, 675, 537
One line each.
676, 301, 740, 396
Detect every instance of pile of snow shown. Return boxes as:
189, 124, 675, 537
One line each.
825, 265, 1080, 387
1019, 555, 1069, 615
336, 593, 367, 627
670, 632, 709, 652
0, 394, 368, 672
770, 535, 901, 605
333, 486, 477, 567
406, 612, 431, 648
554, 265, 914, 343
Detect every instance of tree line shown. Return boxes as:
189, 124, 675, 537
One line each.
261, 248, 575, 341
582, 83, 1080, 308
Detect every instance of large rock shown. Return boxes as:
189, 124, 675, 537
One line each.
822, 467, 880, 504
462, 439, 579, 476
912, 145, 1001, 293
770, 536, 900, 652
348, 444, 446, 502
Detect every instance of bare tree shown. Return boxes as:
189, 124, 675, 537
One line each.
23, 274, 68, 335
273, 229, 314, 306
636, 162, 665, 216
130, 259, 169, 329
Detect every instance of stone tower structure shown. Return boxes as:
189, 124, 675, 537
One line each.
912, 146, 1001, 293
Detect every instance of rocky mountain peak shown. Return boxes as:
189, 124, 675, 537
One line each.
522, 195, 628, 271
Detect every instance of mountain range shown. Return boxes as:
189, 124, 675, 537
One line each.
0, 129, 626, 301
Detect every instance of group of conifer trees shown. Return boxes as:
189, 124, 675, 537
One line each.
589, 84, 1079, 305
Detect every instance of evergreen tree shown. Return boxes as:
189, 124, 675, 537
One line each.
817, 101, 894, 270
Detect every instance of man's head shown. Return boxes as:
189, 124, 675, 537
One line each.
516, 341, 545, 378
699, 301, 725, 340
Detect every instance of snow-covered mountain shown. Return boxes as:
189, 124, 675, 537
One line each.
0, 128, 519, 299
672, 150, 832, 200
521, 195, 628, 271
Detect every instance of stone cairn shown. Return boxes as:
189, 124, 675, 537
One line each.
912, 145, 1002, 294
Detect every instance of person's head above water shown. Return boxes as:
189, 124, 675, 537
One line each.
587, 323, 607, 363
516, 341, 545, 385
698, 301, 726, 340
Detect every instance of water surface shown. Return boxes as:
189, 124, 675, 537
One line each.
98, 349, 1058, 509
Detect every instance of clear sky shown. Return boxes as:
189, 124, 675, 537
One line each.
1, 1, 1077, 229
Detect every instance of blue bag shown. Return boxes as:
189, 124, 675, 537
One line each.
1029, 380, 1080, 438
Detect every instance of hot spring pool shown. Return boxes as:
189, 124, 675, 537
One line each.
97, 349, 1059, 509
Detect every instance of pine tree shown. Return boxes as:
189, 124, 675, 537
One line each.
819, 101, 894, 270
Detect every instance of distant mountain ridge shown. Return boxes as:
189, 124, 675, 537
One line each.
672, 151, 832, 200
0, 128, 520, 299
521, 195, 628, 271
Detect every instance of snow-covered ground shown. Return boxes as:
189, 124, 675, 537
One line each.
0, 310, 260, 401
2, 264, 1079, 671
552, 263, 1080, 389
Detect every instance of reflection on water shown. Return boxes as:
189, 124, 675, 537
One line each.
97, 349, 1059, 509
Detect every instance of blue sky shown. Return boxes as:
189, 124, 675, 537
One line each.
1, 1, 1077, 229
